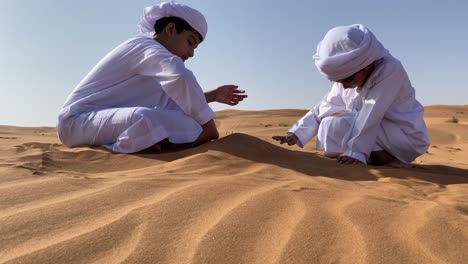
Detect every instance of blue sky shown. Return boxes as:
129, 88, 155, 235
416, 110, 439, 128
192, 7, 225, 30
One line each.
0, 0, 467, 126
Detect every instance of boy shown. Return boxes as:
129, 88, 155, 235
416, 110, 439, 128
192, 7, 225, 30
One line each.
273, 24, 429, 166
57, 2, 247, 153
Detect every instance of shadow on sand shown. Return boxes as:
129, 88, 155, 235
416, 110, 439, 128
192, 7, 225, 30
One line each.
135, 133, 468, 185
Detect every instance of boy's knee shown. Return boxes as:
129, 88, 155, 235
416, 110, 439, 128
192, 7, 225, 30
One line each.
320, 114, 354, 131
132, 107, 154, 119
210, 129, 219, 140
131, 107, 170, 125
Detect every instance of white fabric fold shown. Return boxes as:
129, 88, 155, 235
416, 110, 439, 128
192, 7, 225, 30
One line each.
313, 24, 389, 81
137, 1, 208, 40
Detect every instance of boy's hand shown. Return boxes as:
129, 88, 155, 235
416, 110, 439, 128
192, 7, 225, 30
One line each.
336, 155, 364, 165
193, 119, 219, 147
272, 133, 299, 146
214, 85, 248, 106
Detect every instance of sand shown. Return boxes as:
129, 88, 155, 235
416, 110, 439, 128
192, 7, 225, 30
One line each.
0, 105, 467, 264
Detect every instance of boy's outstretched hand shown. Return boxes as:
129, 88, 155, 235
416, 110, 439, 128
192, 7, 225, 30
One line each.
206, 85, 248, 106
272, 133, 299, 146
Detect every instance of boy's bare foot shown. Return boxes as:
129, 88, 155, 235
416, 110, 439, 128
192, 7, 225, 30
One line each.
147, 138, 169, 152
369, 150, 410, 167
150, 143, 162, 152
144, 119, 220, 153
147, 138, 192, 153
336, 155, 364, 165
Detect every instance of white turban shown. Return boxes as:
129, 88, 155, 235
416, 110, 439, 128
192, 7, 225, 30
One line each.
137, 1, 208, 40
313, 24, 389, 81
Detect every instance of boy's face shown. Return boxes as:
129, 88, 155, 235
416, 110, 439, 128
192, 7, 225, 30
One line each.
337, 70, 367, 89
336, 64, 374, 89
164, 23, 201, 62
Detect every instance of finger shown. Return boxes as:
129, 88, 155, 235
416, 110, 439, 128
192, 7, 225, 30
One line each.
233, 89, 246, 94
234, 95, 248, 100
230, 98, 244, 104
340, 158, 351, 164
223, 85, 238, 90
230, 96, 245, 103
237, 95, 247, 99
272, 136, 283, 140
232, 97, 246, 102
233, 94, 248, 99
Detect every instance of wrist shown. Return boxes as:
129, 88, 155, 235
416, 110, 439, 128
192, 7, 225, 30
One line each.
205, 89, 217, 103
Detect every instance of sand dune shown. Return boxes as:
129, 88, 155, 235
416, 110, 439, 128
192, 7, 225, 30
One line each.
0, 105, 467, 264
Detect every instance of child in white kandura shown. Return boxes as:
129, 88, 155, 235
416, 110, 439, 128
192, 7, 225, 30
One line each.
273, 24, 429, 167
57, 1, 247, 153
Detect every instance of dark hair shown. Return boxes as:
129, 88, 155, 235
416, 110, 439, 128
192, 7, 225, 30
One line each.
154, 16, 203, 42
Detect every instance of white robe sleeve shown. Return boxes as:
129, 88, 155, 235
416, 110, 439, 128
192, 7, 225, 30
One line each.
289, 83, 347, 147
343, 61, 406, 162
134, 49, 214, 125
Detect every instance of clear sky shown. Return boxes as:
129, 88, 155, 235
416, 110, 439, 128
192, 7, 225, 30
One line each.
1, 0, 467, 126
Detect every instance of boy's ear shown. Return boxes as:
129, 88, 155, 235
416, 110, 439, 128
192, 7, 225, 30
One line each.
164, 22, 177, 37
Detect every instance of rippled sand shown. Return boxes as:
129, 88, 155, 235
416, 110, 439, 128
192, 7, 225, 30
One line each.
1, 106, 467, 264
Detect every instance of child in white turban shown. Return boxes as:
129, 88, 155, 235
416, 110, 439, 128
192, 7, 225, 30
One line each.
58, 1, 247, 153
273, 24, 429, 167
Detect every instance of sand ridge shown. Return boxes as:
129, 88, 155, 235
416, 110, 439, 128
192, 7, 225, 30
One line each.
0, 105, 467, 264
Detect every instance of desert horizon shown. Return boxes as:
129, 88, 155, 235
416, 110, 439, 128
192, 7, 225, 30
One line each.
1, 105, 467, 263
